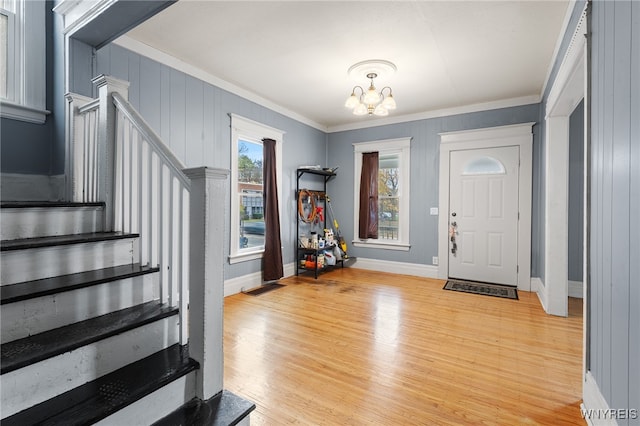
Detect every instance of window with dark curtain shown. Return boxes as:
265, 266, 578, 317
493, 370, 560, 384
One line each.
262, 138, 283, 281
359, 151, 379, 239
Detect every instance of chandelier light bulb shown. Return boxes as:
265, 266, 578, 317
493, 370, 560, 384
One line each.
381, 92, 396, 110
373, 104, 388, 116
345, 93, 359, 109
353, 102, 368, 116
364, 87, 380, 105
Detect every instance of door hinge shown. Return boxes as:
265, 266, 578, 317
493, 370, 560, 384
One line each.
517, 265, 519, 273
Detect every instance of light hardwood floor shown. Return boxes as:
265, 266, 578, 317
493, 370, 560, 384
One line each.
224, 268, 584, 425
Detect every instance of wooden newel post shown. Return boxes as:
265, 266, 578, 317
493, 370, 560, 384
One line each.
92, 74, 129, 231
184, 166, 229, 400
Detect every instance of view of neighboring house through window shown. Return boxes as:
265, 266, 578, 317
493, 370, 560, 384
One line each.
229, 114, 283, 264
238, 139, 265, 252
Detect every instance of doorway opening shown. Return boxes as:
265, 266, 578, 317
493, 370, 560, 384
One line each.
437, 123, 535, 291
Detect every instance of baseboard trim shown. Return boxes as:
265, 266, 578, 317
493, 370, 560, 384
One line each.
349, 257, 439, 278
581, 371, 618, 426
531, 277, 550, 312
1, 173, 65, 201
569, 280, 584, 298
224, 262, 295, 297
223, 259, 439, 296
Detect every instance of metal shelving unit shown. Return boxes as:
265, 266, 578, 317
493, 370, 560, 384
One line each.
295, 168, 344, 278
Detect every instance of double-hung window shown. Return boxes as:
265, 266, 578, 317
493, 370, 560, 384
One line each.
229, 114, 283, 264
0, 0, 47, 123
353, 137, 411, 251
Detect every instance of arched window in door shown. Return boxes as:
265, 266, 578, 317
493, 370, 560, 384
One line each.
462, 156, 506, 175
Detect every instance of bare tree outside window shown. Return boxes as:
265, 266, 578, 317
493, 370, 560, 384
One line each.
378, 154, 400, 240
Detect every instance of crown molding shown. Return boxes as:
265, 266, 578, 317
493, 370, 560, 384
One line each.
327, 95, 541, 133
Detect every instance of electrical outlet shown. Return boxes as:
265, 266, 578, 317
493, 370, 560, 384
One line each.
432, 256, 439, 265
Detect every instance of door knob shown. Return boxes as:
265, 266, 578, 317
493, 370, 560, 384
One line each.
451, 212, 457, 217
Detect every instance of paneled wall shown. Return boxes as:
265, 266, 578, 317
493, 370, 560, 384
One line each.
90, 43, 327, 280
590, 0, 639, 420
568, 100, 584, 283
327, 105, 542, 273
0, 1, 55, 175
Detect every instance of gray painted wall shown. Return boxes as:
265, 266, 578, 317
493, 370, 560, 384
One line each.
327, 105, 542, 275
568, 100, 584, 283
590, 0, 639, 421
92, 43, 327, 280
0, 1, 56, 175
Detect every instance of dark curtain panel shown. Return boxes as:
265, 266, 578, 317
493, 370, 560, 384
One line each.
262, 138, 284, 281
359, 152, 379, 239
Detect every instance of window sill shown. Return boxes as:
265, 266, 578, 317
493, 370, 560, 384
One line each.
0, 101, 50, 124
229, 249, 264, 264
352, 240, 411, 251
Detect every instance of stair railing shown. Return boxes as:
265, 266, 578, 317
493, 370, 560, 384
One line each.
67, 75, 225, 399
111, 91, 191, 344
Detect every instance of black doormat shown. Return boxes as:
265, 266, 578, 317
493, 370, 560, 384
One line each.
242, 282, 285, 296
443, 279, 518, 300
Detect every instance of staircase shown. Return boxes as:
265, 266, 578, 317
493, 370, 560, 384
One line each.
0, 202, 254, 424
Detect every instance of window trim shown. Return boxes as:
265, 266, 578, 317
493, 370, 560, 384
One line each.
0, 0, 48, 124
1, 6, 15, 101
229, 114, 283, 264
352, 137, 411, 251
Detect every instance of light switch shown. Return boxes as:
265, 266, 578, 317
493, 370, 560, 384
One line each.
430, 207, 438, 215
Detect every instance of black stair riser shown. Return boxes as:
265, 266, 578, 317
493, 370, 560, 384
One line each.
1, 301, 178, 374
0, 202, 105, 209
1, 232, 140, 252
152, 390, 256, 426
2, 344, 198, 426
1, 264, 160, 305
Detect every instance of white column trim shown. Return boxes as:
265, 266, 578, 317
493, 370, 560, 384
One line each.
542, 4, 587, 318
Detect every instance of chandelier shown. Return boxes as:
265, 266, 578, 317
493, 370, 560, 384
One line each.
344, 60, 397, 117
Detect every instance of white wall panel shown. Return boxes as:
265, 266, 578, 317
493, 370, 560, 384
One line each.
629, 0, 640, 416
589, 0, 639, 420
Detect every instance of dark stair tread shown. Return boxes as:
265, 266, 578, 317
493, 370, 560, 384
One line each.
2, 343, 198, 426
1, 301, 177, 374
1, 232, 140, 251
1, 263, 160, 305
0, 201, 105, 209
153, 390, 256, 426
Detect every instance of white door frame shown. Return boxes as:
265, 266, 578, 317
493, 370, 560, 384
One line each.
541, 12, 587, 317
438, 123, 535, 291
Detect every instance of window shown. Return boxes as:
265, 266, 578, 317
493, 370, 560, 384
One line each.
0, 1, 15, 100
0, 8, 10, 98
353, 137, 411, 251
229, 114, 283, 264
462, 156, 505, 175
0, 0, 47, 123
378, 153, 400, 239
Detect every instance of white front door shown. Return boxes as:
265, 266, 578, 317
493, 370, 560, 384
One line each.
448, 146, 520, 286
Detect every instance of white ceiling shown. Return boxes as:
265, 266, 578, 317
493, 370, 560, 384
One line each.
123, 1, 571, 132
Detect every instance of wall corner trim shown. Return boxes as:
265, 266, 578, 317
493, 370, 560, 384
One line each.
581, 371, 617, 426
